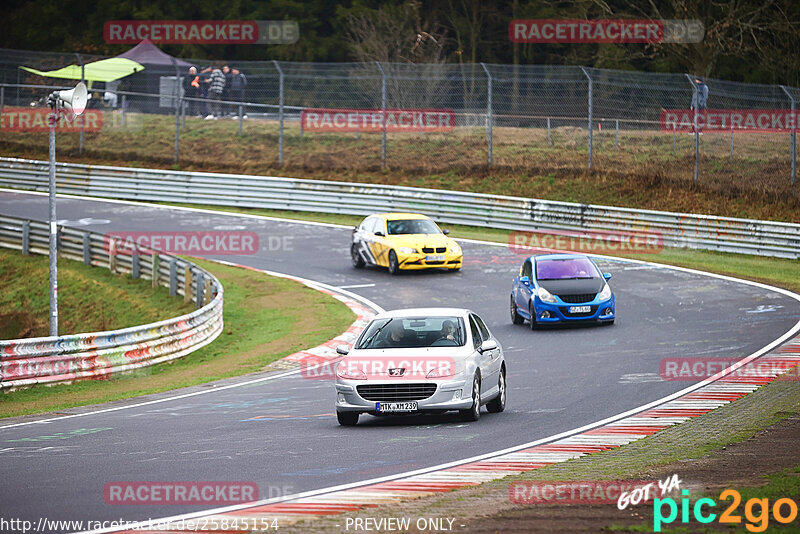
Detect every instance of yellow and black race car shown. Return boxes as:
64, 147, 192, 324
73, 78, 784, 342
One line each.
351, 213, 462, 274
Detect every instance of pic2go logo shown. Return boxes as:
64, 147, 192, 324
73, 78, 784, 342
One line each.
653, 489, 799, 532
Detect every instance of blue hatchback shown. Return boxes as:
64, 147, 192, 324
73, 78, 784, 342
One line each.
510, 253, 615, 329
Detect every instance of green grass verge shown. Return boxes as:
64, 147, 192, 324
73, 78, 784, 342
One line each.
158, 202, 800, 294
0, 248, 193, 339
0, 255, 355, 419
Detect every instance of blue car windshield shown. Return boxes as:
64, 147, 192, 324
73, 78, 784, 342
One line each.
387, 219, 440, 235
356, 317, 466, 349
536, 258, 599, 280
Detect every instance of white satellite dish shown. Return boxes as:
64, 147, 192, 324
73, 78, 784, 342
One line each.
56, 82, 88, 118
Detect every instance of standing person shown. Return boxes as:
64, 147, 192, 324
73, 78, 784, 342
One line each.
205, 66, 226, 120
184, 66, 200, 117
222, 65, 233, 116
229, 67, 247, 119
690, 77, 709, 134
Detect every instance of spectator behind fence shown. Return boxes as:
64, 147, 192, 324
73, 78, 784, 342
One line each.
222, 65, 232, 115
230, 68, 247, 119
690, 77, 709, 134
205, 66, 226, 120
184, 66, 200, 116
104, 79, 120, 109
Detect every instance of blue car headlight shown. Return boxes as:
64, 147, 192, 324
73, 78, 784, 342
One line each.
537, 286, 557, 303
598, 283, 612, 301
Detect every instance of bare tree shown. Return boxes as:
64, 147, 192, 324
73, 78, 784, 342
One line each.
344, 1, 449, 109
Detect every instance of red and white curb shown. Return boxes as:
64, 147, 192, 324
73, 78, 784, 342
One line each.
98, 335, 800, 533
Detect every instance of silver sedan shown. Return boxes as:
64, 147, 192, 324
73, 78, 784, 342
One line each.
334, 308, 507, 426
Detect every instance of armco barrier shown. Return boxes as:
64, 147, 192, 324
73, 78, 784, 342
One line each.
0, 215, 224, 389
0, 157, 798, 258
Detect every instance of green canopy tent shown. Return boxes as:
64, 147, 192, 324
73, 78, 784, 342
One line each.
20, 57, 144, 82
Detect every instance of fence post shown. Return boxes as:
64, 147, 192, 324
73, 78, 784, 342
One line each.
615, 119, 619, 149
152, 254, 159, 289
1, 85, 4, 117
82, 232, 90, 265
547, 117, 551, 146
171, 58, 180, 164
22, 220, 29, 255
780, 86, 796, 187
238, 104, 243, 136
730, 125, 734, 160
273, 60, 285, 166
685, 74, 699, 182
672, 125, 676, 154
480, 63, 493, 168
121, 94, 126, 126
581, 67, 593, 169
376, 62, 387, 170
109, 238, 117, 274
76, 53, 85, 155
132, 253, 140, 279
169, 260, 177, 296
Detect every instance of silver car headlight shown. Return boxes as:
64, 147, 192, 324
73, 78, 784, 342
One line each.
598, 283, 612, 301
537, 286, 557, 303
397, 247, 417, 254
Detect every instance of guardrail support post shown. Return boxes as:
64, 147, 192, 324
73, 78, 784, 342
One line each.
152, 255, 159, 288
47, 107, 59, 336
21, 220, 30, 255
195, 271, 204, 308
581, 67, 593, 169
375, 61, 387, 170
109, 238, 116, 274
132, 253, 140, 279
273, 60, 285, 166
169, 260, 177, 296
82, 232, 90, 265
780, 86, 796, 187
480, 63, 493, 168
547, 117, 551, 146
184, 266, 192, 303
686, 74, 700, 183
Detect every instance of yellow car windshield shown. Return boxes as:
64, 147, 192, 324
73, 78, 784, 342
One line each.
387, 219, 440, 235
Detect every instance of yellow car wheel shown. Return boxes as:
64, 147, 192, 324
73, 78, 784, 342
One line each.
388, 250, 400, 275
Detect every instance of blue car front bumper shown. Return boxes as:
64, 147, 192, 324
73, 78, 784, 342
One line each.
532, 295, 615, 324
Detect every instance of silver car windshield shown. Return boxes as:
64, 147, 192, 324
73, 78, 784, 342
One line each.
356, 317, 466, 349
386, 219, 440, 235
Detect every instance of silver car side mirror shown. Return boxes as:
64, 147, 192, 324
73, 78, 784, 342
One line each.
479, 339, 498, 353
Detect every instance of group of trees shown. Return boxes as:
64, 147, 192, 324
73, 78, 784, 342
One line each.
3, 0, 799, 86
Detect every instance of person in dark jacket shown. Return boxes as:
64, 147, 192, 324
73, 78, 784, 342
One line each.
229, 68, 247, 118
184, 66, 201, 116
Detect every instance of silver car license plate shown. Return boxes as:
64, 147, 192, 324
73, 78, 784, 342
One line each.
376, 402, 418, 412
425, 255, 445, 262
569, 305, 591, 313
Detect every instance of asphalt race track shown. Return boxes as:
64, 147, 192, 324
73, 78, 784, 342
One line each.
1, 190, 799, 532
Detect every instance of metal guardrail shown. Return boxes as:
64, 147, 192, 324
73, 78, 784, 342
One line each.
0, 213, 224, 389
0, 157, 798, 259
